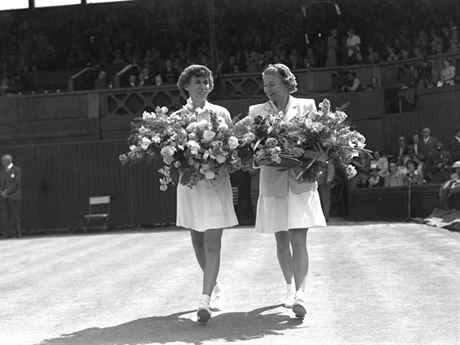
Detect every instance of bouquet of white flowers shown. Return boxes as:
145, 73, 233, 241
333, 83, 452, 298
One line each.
120, 99, 242, 190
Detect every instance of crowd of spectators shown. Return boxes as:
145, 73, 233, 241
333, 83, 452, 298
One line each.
349, 128, 460, 189
1, 0, 459, 93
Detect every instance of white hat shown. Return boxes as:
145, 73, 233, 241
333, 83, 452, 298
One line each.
452, 161, 460, 168
369, 163, 380, 171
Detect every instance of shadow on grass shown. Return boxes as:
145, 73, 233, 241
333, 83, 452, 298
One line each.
36, 305, 305, 345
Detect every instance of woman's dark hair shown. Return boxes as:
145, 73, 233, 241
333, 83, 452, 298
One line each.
176, 64, 214, 99
406, 159, 418, 169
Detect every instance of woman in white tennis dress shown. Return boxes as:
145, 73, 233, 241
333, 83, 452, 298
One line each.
248, 64, 326, 318
175, 65, 238, 323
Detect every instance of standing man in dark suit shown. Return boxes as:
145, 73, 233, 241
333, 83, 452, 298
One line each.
419, 127, 439, 161
0, 154, 22, 238
316, 161, 335, 222
449, 129, 460, 162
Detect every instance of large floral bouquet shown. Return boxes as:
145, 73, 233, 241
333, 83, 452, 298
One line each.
119, 99, 241, 190
233, 98, 368, 181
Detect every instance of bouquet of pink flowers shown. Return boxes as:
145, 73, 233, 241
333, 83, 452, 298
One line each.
233, 98, 368, 180
119, 99, 242, 190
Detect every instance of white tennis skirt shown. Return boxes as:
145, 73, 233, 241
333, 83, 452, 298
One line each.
176, 176, 239, 232
255, 182, 326, 233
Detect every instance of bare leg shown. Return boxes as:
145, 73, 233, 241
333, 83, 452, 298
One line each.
202, 229, 224, 296
275, 231, 293, 284
190, 230, 206, 271
289, 228, 309, 291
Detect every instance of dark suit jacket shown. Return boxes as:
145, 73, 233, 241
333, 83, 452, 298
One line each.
419, 137, 439, 160
449, 137, 460, 162
0, 165, 22, 200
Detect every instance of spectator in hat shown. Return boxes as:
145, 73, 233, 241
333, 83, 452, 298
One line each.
366, 164, 384, 188
451, 161, 460, 180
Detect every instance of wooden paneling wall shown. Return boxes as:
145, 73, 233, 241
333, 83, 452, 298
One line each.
348, 184, 446, 221
381, 109, 458, 155
0, 140, 177, 231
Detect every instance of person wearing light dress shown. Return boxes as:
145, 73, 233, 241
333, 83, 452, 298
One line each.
247, 64, 326, 318
175, 65, 238, 323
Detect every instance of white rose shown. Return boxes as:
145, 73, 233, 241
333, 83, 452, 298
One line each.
142, 111, 156, 119
203, 130, 216, 142
218, 122, 229, 130
228, 136, 239, 150
215, 154, 227, 164
140, 137, 152, 150
197, 119, 209, 129
204, 170, 216, 179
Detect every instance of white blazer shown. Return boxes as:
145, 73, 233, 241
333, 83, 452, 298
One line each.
248, 96, 317, 197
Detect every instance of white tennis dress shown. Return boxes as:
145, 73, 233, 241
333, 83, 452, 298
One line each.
248, 97, 327, 233
176, 101, 238, 232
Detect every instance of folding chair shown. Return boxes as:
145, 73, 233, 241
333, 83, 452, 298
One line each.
84, 196, 110, 232
232, 187, 239, 206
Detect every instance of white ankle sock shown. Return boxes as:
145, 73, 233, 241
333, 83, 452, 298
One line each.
199, 294, 211, 305
286, 282, 295, 293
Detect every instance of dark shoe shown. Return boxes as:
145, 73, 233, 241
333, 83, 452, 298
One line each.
197, 307, 211, 324
292, 292, 307, 318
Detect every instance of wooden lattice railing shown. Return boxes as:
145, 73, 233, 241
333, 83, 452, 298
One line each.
98, 85, 184, 117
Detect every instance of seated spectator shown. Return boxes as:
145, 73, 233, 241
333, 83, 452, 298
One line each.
128, 74, 137, 87
349, 152, 370, 188
140, 67, 153, 86
340, 71, 363, 92
425, 143, 452, 183
449, 129, 460, 162
366, 75, 381, 90
138, 72, 145, 87
386, 46, 400, 62
384, 161, 404, 187
366, 164, 384, 188
438, 59, 456, 86
403, 160, 424, 186
418, 57, 436, 89
400, 48, 410, 60
401, 65, 419, 105
439, 161, 460, 207
408, 133, 421, 158
158, 59, 179, 85
370, 150, 389, 177
451, 161, 460, 180
112, 50, 125, 65
94, 70, 108, 90
245, 50, 261, 72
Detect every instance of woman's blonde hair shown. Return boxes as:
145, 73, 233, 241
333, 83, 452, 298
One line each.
262, 63, 298, 93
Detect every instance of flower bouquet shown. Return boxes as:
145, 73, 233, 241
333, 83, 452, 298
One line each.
232, 98, 368, 181
119, 99, 242, 191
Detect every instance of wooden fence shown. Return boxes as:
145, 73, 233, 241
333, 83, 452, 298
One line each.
0, 140, 176, 231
